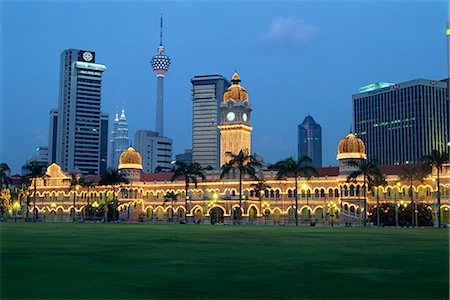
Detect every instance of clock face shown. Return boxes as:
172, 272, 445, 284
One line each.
226, 111, 236, 121
242, 113, 248, 122
83, 51, 93, 62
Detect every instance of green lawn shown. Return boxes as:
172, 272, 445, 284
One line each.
1, 223, 448, 299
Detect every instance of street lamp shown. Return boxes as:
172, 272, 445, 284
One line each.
92, 201, 99, 223
13, 201, 21, 222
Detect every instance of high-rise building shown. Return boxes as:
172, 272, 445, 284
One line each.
191, 75, 231, 169
55, 48, 108, 175
175, 149, 193, 165
218, 72, 252, 166
353, 79, 449, 165
48, 109, 58, 164
134, 130, 173, 173
298, 115, 322, 168
150, 15, 171, 136
109, 107, 129, 169
24, 146, 49, 175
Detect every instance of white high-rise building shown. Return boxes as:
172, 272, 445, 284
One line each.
55, 49, 108, 175
134, 130, 172, 173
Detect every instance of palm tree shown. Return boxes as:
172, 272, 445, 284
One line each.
23, 161, 45, 221
271, 156, 318, 226
250, 176, 271, 218
399, 164, 428, 227
347, 159, 384, 227
371, 173, 387, 227
171, 161, 206, 223
69, 174, 81, 222
0, 163, 11, 189
422, 150, 449, 228
98, 168, 129, 222
220, 150, 261, 222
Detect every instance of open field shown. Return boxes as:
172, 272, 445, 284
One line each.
1, 223, 448, 299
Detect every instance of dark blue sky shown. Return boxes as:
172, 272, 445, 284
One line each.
1, 1, 448, 174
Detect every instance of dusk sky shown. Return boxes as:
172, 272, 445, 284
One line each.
1, 0, 448, 174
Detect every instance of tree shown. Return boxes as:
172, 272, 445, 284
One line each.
422, 150, 449, 228
271, 156, 318, 226
69, 174, 81, 222
371, 174, 387, 227
0, 163, 11, 190
250, 176, 271, 217
220, 150, 261, 222
98, 168, 129, 222
347, 159, 384, 227
171, 161, 206, 223
22, 161, 45, 221
399, 164, 428, 227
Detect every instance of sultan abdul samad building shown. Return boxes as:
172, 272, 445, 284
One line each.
28, 73, 450, 226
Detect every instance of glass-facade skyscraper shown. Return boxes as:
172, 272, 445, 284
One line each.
297, 115, 322, 168
110, 107, 129, 169
54, 48, 108, 175
353, 79, 449, 165
191, 75, 231, 169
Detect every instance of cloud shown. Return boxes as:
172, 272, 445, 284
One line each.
262, 17, 320, 46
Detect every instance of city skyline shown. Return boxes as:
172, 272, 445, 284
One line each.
1, 1, 448, 173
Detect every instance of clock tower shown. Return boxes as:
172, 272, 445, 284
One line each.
218, 72, 253, 166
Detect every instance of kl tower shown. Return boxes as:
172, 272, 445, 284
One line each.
151, 14, 171, 136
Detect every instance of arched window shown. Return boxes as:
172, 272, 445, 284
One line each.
270, 190, 275, 198
250, 190, 254, 197
288, 189, 293, 198
275, 190, 280, 199
314, 189, 319, 198
320, 189, 325, 198
350, 185, 355, 196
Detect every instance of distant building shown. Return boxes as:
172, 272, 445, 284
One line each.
191, 74, 231, 169
23, 146, 49, 175
353, 79, 449, 165
298, 115, 322, 168
134, 130, 173, 173
175, 149, 193, 165
48, 109, 58, 164
109, 108, 129, 169
54, 48, 109, 175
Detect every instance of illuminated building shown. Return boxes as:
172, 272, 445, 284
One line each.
150, 15, 171, 136
353, 79, 448, 165
28, 133, 450, 225
218, 72, 252, 166
298, 115, 322, 167
54, 48, 109, 175
134, 130, 172, 173
110, 107, 130, 169
191, 75, 231, 169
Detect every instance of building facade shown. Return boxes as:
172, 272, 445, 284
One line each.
134, 130, 173, 173
353, 79, 449, 165
24, 134, 450, 226
109, 108, 130, 169
191, 75, 231, 169
54, 49, 108, 175
175, 149, 193, 165
218, 72, 252, 166
48, 109, 58, 164
298, 115, 322, 168
150, 15, 171, 137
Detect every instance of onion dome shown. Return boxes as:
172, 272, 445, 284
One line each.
223, 72, 249, 102
337, 133, 367, 160
118, 147, 143, 170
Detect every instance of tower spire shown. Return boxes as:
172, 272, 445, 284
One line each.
160, 13, 163, 46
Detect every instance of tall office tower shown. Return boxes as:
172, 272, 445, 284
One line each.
56, 49, 107, 175
134, 130, 173, 173
48, 109, 58, 164
150, 15, 171, 136
191, 75, 231, 169
298, 115, 322, 168
175, 149, 193, 165
353, 79, 449, 165
218, 72, 252, 166
109, 107, 130, 169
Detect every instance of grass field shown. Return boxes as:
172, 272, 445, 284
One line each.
1, 223, 448, 299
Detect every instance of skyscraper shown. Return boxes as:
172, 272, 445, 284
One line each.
191, 75, 231, 169
150, 15, 171, 136
298, 115, 322, 168
48, 108, 58, 164
218, 72, 252, 166
134, 130, 173, 173
55, 48, 108, 175
353, 79, 448, 165
109, 107, 129, 169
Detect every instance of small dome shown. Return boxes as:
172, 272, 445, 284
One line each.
337, 133, 367, 160
118, 147, 143, 170
223, 72, 248, 102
